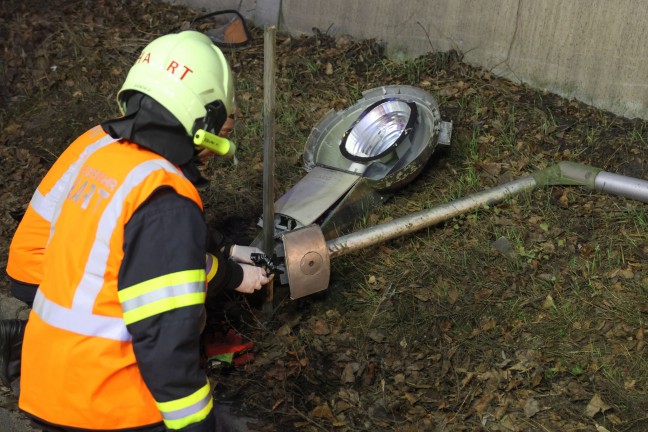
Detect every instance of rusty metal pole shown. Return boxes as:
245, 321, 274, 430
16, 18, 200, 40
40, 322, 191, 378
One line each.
262, 25, 277, 315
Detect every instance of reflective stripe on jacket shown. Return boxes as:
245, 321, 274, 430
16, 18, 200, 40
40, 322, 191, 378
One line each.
7, 126, 116, 286
19, 129, 212, 430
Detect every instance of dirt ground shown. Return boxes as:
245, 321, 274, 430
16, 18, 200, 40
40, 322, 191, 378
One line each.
1, 0, 648, 431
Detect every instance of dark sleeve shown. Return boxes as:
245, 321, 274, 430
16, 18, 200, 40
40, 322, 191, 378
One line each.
205, 228, 244, 293
207, 250, 244, 294
7, 277, 37, 308
119, 187, 213, 431
206, 228, 229, 256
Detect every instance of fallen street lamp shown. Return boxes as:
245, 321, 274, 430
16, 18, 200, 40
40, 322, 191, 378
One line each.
266, 85, 452, 241
280, 162, 648, 299
252, 84, 648, 302
252, 85, 452, 301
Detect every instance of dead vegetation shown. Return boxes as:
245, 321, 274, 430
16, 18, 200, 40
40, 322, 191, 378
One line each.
1, 0, 647, 431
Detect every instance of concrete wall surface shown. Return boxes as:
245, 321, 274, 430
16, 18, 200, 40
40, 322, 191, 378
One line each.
171, 0, 648, 120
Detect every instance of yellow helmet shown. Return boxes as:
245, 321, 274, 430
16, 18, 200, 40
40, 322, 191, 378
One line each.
117, 30, 235, 137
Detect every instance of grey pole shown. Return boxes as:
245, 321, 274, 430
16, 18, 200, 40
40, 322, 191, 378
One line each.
262, 25, 277, 313
326, 162, 648, 259
327, 175, 539, 259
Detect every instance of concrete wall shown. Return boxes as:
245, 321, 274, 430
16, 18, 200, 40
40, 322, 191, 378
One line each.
174, 0, 648, 120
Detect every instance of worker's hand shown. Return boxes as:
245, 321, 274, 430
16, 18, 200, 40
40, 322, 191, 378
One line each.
230, 245, 265, 265
196, 148, 216, 161
235, 264, 271, 294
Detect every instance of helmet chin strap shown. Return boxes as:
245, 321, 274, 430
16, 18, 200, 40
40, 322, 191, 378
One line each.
194, 100, 227, 134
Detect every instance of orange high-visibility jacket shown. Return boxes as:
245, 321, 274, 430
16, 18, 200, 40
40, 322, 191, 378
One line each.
19, 127, 213, 430
6, 127, 114, 288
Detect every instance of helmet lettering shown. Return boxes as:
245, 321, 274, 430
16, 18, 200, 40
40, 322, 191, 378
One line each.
119, 31, 234, 135
137, 52, 151, 64
166, 61, 194, 80
180, 65, 194, 80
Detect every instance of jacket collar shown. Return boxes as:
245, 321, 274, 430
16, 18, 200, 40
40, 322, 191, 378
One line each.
101, 93, 208, 187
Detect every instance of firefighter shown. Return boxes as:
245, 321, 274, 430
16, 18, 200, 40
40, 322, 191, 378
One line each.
2, 30, 268, 431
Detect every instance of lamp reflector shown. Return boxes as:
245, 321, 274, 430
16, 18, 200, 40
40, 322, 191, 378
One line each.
340, 98, 417, 162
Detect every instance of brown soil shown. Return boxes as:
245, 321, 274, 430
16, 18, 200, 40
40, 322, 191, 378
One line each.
1, 1, 647, 431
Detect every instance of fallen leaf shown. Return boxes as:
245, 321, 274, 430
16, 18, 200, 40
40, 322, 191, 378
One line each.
542, 294, 556, 309
538, 273, 554, 281
362, 362, 377, 386
413, 290, 433, 302
403, 392, 420, 404
311, 319, 330, 335
494, 402, 509, 420
309, 402, 334, 419
276, 324, 291, 336
608, 268, 635, 279
480, 162, 502, 176
341, 363, 356, 384
606, 413, 623, 425
335, 400, 353, 412
448, 288, 459, 304
491, 236, 517, 260
480, 319, 497, 331
264, 364, 287, 381
524, 398, 540, 418
585, 393, 611, 417
460, 372, 474, 389
474, 288, 493, 300
473, 394, 494, 414
619, 268, 634, 279
367, 329, 385, 343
